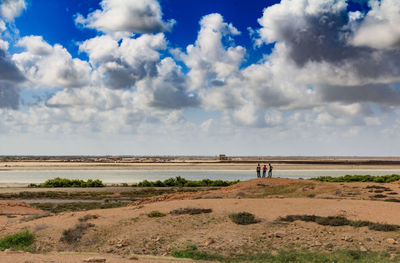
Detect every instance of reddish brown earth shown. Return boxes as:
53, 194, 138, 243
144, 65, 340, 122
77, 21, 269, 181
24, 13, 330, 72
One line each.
1, 178, 400, 262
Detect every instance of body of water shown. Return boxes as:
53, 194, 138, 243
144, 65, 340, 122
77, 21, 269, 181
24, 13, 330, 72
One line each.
1, 169, 400, 184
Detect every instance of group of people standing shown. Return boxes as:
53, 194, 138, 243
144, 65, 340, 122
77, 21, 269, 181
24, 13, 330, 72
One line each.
256, 163, 273, 178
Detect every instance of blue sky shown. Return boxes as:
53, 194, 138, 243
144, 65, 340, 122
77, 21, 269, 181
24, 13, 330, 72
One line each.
1, 0, 400, 155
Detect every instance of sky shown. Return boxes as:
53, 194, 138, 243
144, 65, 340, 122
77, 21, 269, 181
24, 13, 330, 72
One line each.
0, 0, 400, 156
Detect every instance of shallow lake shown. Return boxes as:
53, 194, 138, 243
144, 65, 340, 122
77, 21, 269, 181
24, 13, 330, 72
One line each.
1, 169, 400, 184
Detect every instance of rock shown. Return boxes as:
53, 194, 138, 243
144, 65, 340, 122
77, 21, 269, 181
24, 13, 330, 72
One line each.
387, 246, 397, 252
342, 236, 353, 242
274, 231, 286, 238
116, 239, 129, 248
365, 237, 373, 242
386, 238, 397, 244
325, 243, 334, 249
204, 238, 215, 247
83, 257, 106, 262
359, 246, 368, 252
314, 241, 322, 246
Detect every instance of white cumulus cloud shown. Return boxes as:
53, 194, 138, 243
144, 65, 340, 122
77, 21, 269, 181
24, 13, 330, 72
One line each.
75, 0, 175, 34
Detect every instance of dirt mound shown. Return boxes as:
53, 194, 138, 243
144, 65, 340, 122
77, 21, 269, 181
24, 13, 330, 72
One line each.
0, 200, 43, 215
128, 178, 312, 207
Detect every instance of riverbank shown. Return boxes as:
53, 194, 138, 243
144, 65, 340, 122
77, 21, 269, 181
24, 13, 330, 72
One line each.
3, 158, 400, 170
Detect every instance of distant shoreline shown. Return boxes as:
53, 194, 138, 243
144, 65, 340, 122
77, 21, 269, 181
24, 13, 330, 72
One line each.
2, 160, 400, 170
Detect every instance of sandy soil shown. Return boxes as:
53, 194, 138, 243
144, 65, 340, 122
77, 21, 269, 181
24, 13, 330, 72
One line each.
0, 251, 199, 263
2, 178, 400, 261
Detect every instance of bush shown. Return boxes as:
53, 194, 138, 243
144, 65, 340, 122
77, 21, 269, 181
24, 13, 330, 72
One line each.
0, 230, 35, 251
171, 243, 223, 261
372, 194, 387, 198
147, 211, 166, 217
136, 177, 239, 187
32, 202, 128, 213
170, 208, 212, 215
311, 174, 400, 183
229, 212, 259, 225
279, 214, 400, 231
60, 223, 94, 244
315, 216, 350, 226
29, 178, 104, 188
368, 223, 398, 232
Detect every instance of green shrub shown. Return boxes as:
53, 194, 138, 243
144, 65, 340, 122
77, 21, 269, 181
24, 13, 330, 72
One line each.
171, 248, 396, 262
229, 212, 259, 225
280, 215, 317, 222
136, 177, 239, 187
368, 223, 398, 232
0, 230, 35, 251
170, 207, 212, 215
315, 216, 350, 226
147, 210, 166, 217
311, 174, 400, 183
349, 220, 371, 227
28, 178, 104, 188
171, 242, 223, 261
32, 202, 128, 213
279, 214, 400, 231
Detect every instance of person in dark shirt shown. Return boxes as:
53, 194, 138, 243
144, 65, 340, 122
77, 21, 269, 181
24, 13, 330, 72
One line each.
262, 165, 267, 178
268, 163, 273, 178
256, 163, 261, 178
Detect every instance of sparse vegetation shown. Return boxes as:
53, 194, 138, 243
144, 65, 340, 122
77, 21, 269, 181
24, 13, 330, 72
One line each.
31, 202, 128, 213
20, 213, 51, 222
133, 176, 239, 187
366, 185, 392, 191
171, 242, 224, 261
311, 174, 400, 183
279, 215, 399, 231
78, 214, 98, 222
0, 230, 35, 251
147, 210, 166, 217
60, 223, 94, 244
28, 178, 104, 188
368, 223, 398, 232
229, 212, 259, 225
170, 207, 212, 215
171, 248, 397, 262
385, 198, 400, 202
372, 194, 387, 198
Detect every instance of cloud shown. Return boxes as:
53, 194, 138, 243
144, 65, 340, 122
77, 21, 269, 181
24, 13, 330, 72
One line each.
253, 0, 400, 109
0, 0, 26, 21
318, 83, 400, 105
13, 36, 92, 88
0, 81, 19, 109
147, 58, 199, 109
351, 0, 400, 49
0, 47, 24, 109
75, 0, 175, 34
175, 13, 246, 110
79, 33, 166, 89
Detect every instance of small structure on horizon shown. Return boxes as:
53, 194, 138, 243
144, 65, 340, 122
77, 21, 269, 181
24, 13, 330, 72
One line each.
219, 154, 228, 160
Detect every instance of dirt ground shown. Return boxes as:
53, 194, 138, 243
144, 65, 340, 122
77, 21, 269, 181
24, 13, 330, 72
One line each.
1, 178, 400, 262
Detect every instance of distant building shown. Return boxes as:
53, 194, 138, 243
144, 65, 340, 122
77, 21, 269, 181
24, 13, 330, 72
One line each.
219, 154, 228, 160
